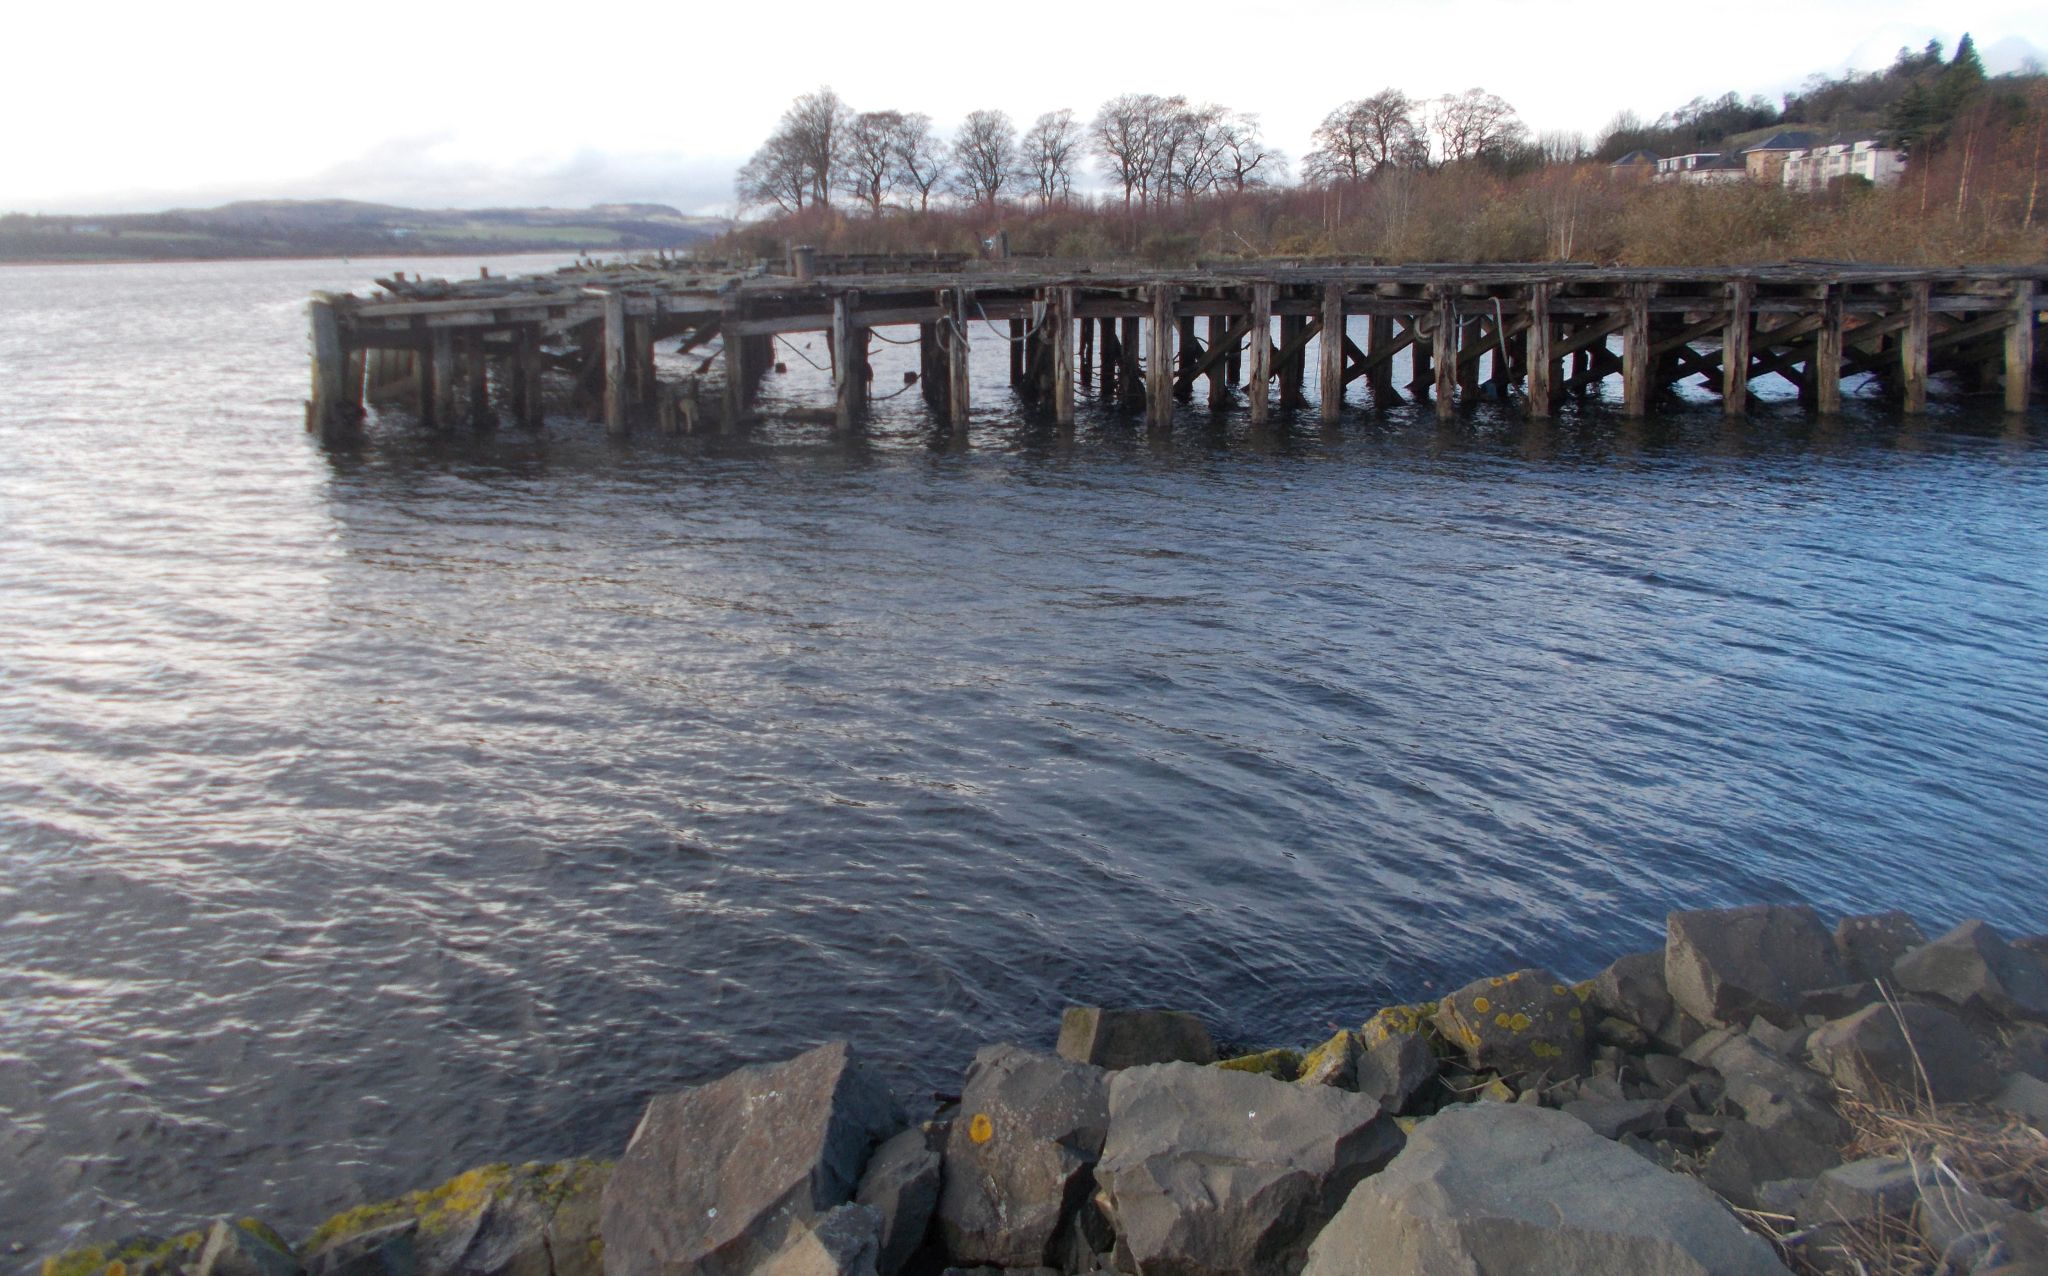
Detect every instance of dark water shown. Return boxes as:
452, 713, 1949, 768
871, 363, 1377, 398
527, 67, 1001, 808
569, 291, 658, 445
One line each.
3, 255, 2046, 1259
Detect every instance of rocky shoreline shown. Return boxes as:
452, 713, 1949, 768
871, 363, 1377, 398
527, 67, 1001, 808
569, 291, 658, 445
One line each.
38, 904, 2048, 1276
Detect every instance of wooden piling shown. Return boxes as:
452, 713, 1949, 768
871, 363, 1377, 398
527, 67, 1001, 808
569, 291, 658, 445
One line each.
602, 291, 629, 435
1902, 280, 1930, 414
465, 335, 491, 428
431, 330, 458, 429
1119, 316, 1144, 411
1099, 318, 1120, 400
1526, 284, 1553, 419
1052, 287, 1075, 426
2009, 280, 2036, 414
946, 289, 971, 435
1622, 285, 1650, 419
1247, 283, 1273, 425
1320, 283, 1345, 425
721, 301, 748, 429
1148, 286, 1175, 430
834, 292, 862, 431
1723, 281, 1752, 416
1207, 315, 1231, 409
1078, 318, 1094, 388
1368, 315, 1395, 406
307, 293, 351, 439
1815, 284, 1844, 416
1008, 317, 1025, 387
1433, 287, 1458, 421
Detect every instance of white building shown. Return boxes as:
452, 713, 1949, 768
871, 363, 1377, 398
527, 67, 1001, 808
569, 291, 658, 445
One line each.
1653, 152, 1748, 185
1781, 137, 1908, 191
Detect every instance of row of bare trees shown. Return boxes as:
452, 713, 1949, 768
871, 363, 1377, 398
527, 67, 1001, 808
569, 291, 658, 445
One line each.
737, 88, 1284, 215
1301, 88, 1530, 181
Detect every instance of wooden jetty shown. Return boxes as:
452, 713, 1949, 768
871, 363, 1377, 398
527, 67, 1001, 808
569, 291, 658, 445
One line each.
307, 257, 2045, 443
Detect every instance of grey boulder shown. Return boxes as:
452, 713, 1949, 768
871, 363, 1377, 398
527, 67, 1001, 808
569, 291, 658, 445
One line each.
855, 1128, 940, 1276
198, 1220, 304, 1276
1894, 920, 2048, 1023
1700, 1120, 1840, 1210
600, 1042, 902, 1276
752, 1206, 882, 1276
1666, 904, 1845, 1029
1300, 1104, 1788, 1276
1354, 1034, 1436, 1116
936, 1045, 1109, 1269
1588, 949, 1674, 1035
1797, 1156, 1935, 1225
1096, 1062, 1402, 1276
1833, 911, 1926, 983
1684, 1028, 1848, 1148
1056, 1008, 1214, 1070
1806, 1002, 1996, 1103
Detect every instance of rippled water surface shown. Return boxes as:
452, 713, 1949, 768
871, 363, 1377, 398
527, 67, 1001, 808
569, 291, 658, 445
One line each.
2, 255, 2046, 1257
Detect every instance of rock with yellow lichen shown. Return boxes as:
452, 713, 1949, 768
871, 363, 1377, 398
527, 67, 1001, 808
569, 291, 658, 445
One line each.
40, 1220, 299, 1276
1359, 1003, 1447, 1056
301, 1159, 610, 1276
1297, 1031, 1360, 1088
1214, 1047, 1302, 1081
1431, 968, 1590, 1081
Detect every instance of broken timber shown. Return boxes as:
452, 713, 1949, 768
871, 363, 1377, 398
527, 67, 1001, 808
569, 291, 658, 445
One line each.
307, 260, 2046, 444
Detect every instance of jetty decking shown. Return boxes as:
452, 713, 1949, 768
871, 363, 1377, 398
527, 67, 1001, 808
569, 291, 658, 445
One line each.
306, 256, 2045, 443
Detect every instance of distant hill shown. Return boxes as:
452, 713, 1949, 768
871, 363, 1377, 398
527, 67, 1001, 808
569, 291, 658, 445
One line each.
0, 199, 730, 263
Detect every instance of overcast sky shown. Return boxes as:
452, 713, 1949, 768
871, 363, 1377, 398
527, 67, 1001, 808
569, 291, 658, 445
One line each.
6, 0, 2044, 215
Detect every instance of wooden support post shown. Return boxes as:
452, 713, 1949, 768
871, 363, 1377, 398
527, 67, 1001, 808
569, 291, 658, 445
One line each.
1176, 314, 1198, 401
1099, 318, 1120, 400
1902, 280, 1930, 414
1008, 317, 1025, 386
1148, 286, 1175, 430
834, 292, 862, 431
1458, 315, 1484, 397
1078, 317, 1093, 388
1815, 283, 1844, 416
307, 293, 351, 440
1320, 283, 1345, 424
1052, 288, 1075, 426
1723, 280, 1752, 416
431, 329, 458, 429
946, 289, 971, 435
517, 329, 544, 428
1526, 284, 1553, 419
2009, 280, 2036, 414
602, 291, 629, 435
1622, 285, 1650, 419
1247, 283, 1273, 424
1368, 316, 1394, 406
1278, 314, 1305, 409
1207, 315, 1231, 409
722, 302, 748, 429
466, 335, 490, 427
1433, 288, 1458, 421
1119, 316, 1144, 411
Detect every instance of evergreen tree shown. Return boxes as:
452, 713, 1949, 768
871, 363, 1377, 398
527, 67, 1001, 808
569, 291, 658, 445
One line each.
1937, 33, 1987, 116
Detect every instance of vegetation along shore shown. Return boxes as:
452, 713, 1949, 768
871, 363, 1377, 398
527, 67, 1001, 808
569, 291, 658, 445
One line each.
37, 902, 2048, 1276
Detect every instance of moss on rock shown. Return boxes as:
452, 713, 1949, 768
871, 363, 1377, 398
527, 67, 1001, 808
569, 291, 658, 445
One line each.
1215, 1048, 1303, 1080
1361, 1002, 1448, 1056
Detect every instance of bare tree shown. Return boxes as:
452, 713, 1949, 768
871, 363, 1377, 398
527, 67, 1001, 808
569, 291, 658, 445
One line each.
839, 110, 907, 213
1537, 129, 1588, 166
1021, 109, 1083, 207
1163, 101, 1233, 200
736, 133, 811, 213
1428, 89, 1527, 165
1092, 93, 1167, 212
891, 113, 948, 212
780, 87, 850, 206
1304, 90, 1423, 183
1215, 111, 1285, 190
950, 109, 1017, 209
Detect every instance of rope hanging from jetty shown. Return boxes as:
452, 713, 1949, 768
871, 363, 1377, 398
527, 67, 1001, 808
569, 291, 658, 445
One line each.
774, 334, 831, 371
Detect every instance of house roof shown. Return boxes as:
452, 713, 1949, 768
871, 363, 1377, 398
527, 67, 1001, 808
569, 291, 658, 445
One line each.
1610, 150, 1660, 165
1741, 131, 1825, 154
